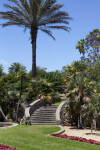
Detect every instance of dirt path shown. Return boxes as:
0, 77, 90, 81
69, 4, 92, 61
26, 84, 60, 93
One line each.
63, 126, 100, 142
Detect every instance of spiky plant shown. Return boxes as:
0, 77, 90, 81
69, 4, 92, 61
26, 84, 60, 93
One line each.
0, 0, 72, 78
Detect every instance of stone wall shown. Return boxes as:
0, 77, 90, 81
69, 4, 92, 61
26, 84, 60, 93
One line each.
60, 105, 71, 126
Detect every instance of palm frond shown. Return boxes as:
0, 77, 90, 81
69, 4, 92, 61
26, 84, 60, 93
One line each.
19, 0, 30, 15
40, 28, 55, 40
1, 21, 30, 28
4, 4, 31, 23
39, 19, 70, 26
39, 11, 71, 27
38, 2, 63, 20
0, 11, 30, 28
0, 0, 72, 37
47, 25, 70, 31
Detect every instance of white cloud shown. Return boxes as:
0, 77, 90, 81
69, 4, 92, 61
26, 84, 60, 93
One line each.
0, 60, 8, 65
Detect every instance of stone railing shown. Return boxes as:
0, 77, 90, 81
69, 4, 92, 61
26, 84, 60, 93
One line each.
56, 101, 67, 125
24, 99, 43, 124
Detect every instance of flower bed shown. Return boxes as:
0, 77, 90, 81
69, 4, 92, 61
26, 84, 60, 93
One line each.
51, 134, 100, 146
0, 144, 17, 150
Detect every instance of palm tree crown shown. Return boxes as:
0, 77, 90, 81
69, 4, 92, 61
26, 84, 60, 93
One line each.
9, 62, 26, 73
0, 0, 72, 78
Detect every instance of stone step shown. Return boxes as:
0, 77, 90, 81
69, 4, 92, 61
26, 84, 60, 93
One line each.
32, 112, 55, 114
31, 123, 56, 125
31, 121, 56, 123
42, 105, 57, 107
31, 118, 55, 121
31, 116, 55, 118
31, 117, 55, 120
35, 110, 56, 112
30, 105, 58, 125
32, 113, 55, 116
33, 109, 56, 112
32, 110, 56, 114
36, 107, 57, 110
31, 119, 56, 121
32, 112, 55, 115
35, 108, 57, 111
42, 105, 58, 107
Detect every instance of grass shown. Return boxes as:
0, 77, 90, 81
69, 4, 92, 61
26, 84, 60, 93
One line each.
53, 101, 63, 105
0, 125, 99, 150
53, 98, 66, 106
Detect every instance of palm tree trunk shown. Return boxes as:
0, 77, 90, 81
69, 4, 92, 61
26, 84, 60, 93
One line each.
16, 77, 23, 122
31, 28, 38, 78
78, 114, 80, 128
79, 95, 83, 129
79, 107, 82, 128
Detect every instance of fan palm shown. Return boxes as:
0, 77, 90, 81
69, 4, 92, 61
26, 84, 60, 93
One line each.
9, 62, 26, 73
66, 75, 90, 128
0, 0, 72, 78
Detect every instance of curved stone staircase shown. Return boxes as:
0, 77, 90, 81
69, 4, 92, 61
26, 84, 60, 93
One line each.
30, 105, 58, 125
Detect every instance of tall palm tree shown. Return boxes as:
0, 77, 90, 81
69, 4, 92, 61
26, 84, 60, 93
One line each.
0, 0, 72, 78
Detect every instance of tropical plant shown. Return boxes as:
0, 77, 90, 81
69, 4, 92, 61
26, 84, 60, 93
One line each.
82, 81, 100, 130
45, 70, 65, 92
64, 62, 91, 128
0, 68, 27, 121
9, 62, 26, 73
15, 70, 27, 121
0, 76, 19, 120
36, 66, 47, 79
0, 65, 4, 77
67, 76, 91, 128
0, 0, 72, 78
26, 78, 53, 99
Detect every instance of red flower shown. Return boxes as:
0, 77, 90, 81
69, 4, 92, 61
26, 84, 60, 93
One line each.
51, 134, 100, 146
0, 144, 17, 150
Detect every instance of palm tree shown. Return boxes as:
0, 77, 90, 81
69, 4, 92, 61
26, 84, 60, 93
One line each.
9, 62, 26, 73
64, 62, 91, 128
66, 75, 90, 128
0, 0, 72, 78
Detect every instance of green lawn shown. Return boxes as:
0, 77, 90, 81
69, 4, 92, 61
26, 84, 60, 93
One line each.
0, 125, 99, 150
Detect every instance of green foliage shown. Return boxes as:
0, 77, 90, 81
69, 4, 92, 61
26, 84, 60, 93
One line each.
9, 62, 26, 73
0, 65, 4, 77
63, 61, 100, 128
36, 66, 47, 79
25, 78, 61, 104
45, 71, 65, 93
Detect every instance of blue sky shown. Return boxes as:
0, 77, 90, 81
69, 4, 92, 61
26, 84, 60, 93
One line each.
0, 0, 100, 73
